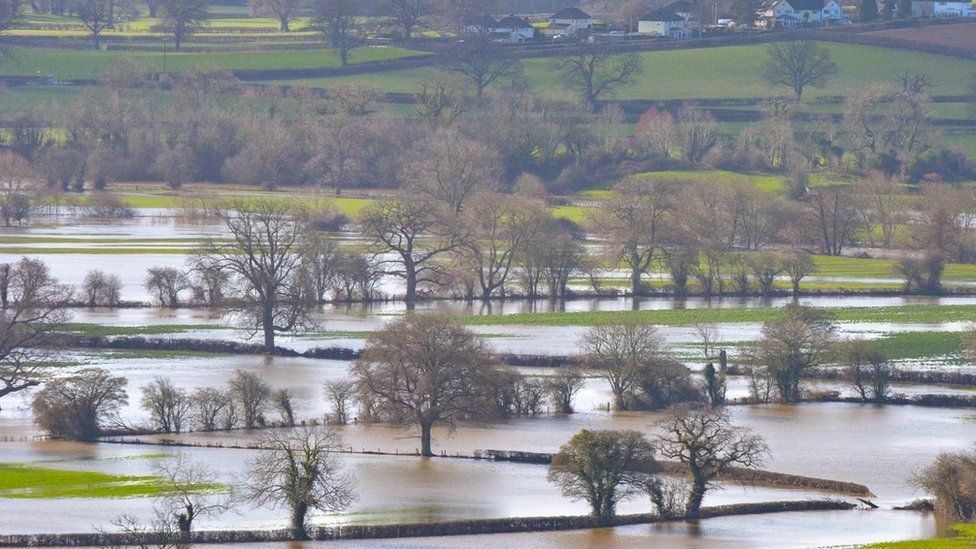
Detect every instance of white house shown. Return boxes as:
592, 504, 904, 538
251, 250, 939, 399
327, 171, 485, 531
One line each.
492, 15, 536, 43
638, 9, 691, 37
665, 0, 699, 21
548, 7, 594, 34
462, 15, 498, 35
911, 0, 976, 17
764, 0, 844, 27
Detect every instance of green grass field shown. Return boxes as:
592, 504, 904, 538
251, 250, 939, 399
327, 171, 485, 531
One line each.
276, 42, 976, 101
0, 463, 213, 499
60, 323, 225, 336
865, 525, 976, 548
457, 304, 976, 327
0, 46, 426, 79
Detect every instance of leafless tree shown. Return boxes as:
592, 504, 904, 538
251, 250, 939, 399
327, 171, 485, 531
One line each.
843, 339, 891, 403
313, 0, 360, 66
250, 0, 305, 30
742, 304, 836, 402
854, 177, 903, 249
458, 194, 535, 299
191, 387, 231, 431
81, 270, 122, 306
152, 454, 233, 537
580, 320, 666, 411
914, 451, 976, 521
272, 388, 296, 426
544, 366, 585, 414
70, 0, 112, 48
404, 127, 500, 214
352, 315, 501, 456
142, 377, 192, 433
807, 185, 859, 256
676, 105, 720, 164
383, 0, 431, 38
145, 267, 191, 308
759, 41, 838, 100
0, 258, 71, 401
656, 406, 768, 518
229, 369, 271, 429
187, 255, 229, 307
548, 429, 659, 517
324, 379, 355, 424
592, 177, 672, 296
305, 114, 366, 195
0, 151, 37, 227
553, 39, 642, 109
782, 251, 816, 296
842, 85, 932, 175
360, 198, 458, 303
207, 201, 317, 351
0, 0, 22, 41
246, 427, 354, 539
32, 368, 128, 440
443, 35, 522, 98
159, 0, 209, 49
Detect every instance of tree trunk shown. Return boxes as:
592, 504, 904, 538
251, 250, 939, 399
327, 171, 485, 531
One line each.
630, 268, 642, 296
420, 418, 433, 457
685, 479, 707, 519
404, 263, 417, 303
263, 303, 275, 352
291, 502, 308, 539
279, 16, 290, 31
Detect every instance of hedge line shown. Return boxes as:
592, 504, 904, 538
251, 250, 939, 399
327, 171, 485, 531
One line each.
0, 499, 855, 546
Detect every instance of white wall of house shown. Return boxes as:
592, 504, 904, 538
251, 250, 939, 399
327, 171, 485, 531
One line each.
637, 19, 684, 35
493, 26, 535, 42
932, 0, 976, 16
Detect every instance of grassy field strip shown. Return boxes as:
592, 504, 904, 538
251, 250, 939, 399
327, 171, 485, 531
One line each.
0, 246, 194, 254
457, 304, 976, 327
60, 323, 227, 336
865, 524, 976, 548
0, 463, 209, 499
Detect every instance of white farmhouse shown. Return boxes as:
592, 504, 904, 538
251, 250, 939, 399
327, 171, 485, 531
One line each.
548, 7, 594, 34
911, 0, 976, 17
763, 0, 844, 27
492, 15, 536, 43
638, 9, 692, 37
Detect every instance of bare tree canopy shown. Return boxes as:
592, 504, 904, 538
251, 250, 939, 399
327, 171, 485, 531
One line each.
159, 0, 210, 49
553, 40, 643, 109
383, 0, 432, 39
443, 35, 522, 98
313, 0, 360, 66
246, 427, 354, 539
759, 41, 838, 100
352, 314, 501, 456
250, 0, 305, 31
0, 152, 36, 227
914, 450, 976, 521
0, 258, 71, 401
152, 454, 233, 536
69, 0, 112, 48
206, 201, 318, 351
656, 406, 768, 518
32, 368, 128, 441
403, 127, 501, 214
579, 320, 666, 411
548, 429, 659, 517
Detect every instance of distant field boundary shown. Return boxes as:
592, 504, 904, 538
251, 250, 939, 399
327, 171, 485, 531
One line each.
0, 499, 856, 546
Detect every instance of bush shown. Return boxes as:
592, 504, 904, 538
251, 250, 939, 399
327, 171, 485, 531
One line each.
914, 451, 976, 521
905, 148, 971, 182
32, 368, 128, 441
83, 193, 135, 219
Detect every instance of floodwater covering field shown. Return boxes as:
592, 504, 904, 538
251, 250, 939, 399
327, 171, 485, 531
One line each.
2, 207, 976, 548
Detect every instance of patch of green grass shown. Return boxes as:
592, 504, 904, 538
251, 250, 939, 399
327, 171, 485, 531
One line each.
456, 304, 976, 327
872, 331, 964, 361
0, 463, 214, 499
118, 191, 375, 217
60, 323, 225, 336
0, 46, 427, 80
864, 524, 976, 548
0, 246, 193, 255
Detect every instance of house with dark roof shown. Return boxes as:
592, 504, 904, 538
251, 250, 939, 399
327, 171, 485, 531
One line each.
762, 0, 843, 27
462, 15, 498, 35
638, 9, 692, 37
548, 7, 594, 34
492, 15, 536, 43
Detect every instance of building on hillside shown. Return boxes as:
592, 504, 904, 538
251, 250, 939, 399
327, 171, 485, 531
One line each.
492, 15, 536, 43
548, 7, 594, 34
637, 9, 693, 37
462, 15, 498, 35
759, 0, 844, 27
910, 0, 976, 17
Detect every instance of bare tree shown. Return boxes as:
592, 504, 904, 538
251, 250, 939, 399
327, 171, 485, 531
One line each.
404, 127, 500, 214
548, 429, 659, 517
782, 251, 816, 297
759, 41, 838, 101
207, 201, 317, 351
152, 454, 232, 537
675, 105, 720, 164
145, 267, 191, 308
591, 177, 672, 296
352, 315, 501, 456
324, 379, 354, 424
656, 406, 768, 518
305, 114, 366, 195
246, 427, 354, 539
70, 0, 112, 48
191, 387, 230, 431
142, 377, 192, 433
0, 0, 22, 41
0, 150, 37, 228
272, 388, 296, 426
843, 339, 891, 403
743, 304, 836, 402
808, 185, 859, 256
229, 369, 271, 429
914, 451, 976, 521
81, 270, 122, 306
544, 366, 585, 414
0, 258, 71, 401
580, 320, 666, 411
250, 0, 305, 31
159, 0, 209, 49
313, 0, 359, 66
360, 198, 458, 303
383, 0, 431, 38
32, 368, 127, 440
443, 35, 522, 98
553, 39, 643, 109
458, 194, 534, 299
